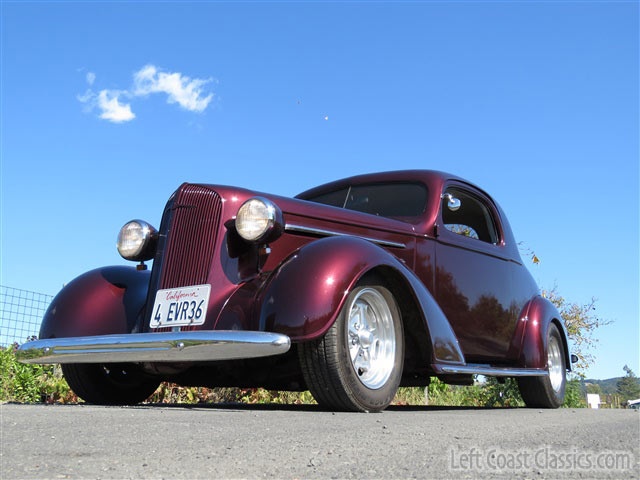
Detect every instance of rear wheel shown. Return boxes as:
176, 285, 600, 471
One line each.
517, 323, 566, 408
299, 281, 404, 412
62, 363, 160, 405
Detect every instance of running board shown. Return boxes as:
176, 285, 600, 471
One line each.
433, 364, 548, 377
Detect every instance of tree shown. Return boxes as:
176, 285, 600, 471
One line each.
542, 288, 612, 374
585, 383, 603, 394
616, 365, 640, 402
519, 246, 610, 375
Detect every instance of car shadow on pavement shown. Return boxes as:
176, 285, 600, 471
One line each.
5, 401, 519, 412
130, 402, 515, 412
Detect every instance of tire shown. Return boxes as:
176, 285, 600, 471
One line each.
62, 363, 160, 405
299, 280, 404, 412
517, 323, 566, 408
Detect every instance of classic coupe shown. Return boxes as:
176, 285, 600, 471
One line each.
18, 170, 573, 412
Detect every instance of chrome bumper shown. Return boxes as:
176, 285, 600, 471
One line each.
16, 331, 291, 365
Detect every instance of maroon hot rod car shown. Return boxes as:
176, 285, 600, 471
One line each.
18, 170, 573, 411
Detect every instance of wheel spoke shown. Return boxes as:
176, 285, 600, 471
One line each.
349, 307, 360, 327
357, 304, 369, 330
362, 348, 370, 363
350, 344, 361, 362
348, 323, 359, 337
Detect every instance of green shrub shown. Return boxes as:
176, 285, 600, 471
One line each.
562, 378, 587, 408
393, 387, 426, 405
0, 343, 77, 403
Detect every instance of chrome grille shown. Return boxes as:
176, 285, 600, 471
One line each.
159, 184, 222, 290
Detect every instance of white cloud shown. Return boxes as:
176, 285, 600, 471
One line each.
77, 88, 135, 123
97, 90, 135, 123
133, 64, 213, 112
77, 64, 213, 123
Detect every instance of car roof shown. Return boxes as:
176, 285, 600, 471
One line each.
296, 169, 523, 263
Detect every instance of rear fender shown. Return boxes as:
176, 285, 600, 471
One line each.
518, 295, 571, 371
256, 236, 465, 365
39, 266, 151, 339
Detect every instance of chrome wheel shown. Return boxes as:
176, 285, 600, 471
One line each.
347, 287, 396, 389
548, 336, 564, 392
299, 280, 404, 412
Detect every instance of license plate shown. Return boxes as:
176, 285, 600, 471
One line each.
150, 284, 211, 328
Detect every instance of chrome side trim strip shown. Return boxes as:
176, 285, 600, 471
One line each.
16, 331, 291, 365
437, 364, 549, 377
285, 224, 406, 249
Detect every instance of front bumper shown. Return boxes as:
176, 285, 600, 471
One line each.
16, 331, 291, 365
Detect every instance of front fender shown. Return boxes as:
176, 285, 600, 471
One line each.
257, 236, 465, 365
39, 266, 151, 340
519, 295, 571, 370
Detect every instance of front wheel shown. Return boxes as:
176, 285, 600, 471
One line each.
517, 323, 567, 408
299, 282, 404, 412
62, 363, 160, 405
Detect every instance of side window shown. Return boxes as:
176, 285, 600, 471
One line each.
441, 188, 499, 244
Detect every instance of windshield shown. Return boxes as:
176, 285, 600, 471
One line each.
301, 182, 428, 222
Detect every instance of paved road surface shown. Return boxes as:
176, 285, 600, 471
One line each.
2, 404, 638, 479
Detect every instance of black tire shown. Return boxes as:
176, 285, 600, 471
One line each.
299, 280, 404, 412
62, 363, 160, 405
517, 323, 566, 408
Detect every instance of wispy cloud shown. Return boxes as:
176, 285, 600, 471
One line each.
77, 89, 95, 109
77, 65, 214, 123
133, 65, 213, 112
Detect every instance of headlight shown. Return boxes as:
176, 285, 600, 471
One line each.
235, 197, 283, 243
116, 220, 158, 261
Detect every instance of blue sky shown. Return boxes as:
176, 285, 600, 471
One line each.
1, 1, 637, 379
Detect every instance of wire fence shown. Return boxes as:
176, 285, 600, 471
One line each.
0, 285, 53, 347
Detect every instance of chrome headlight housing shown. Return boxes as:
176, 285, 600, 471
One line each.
235, 197, 283, 243
116, 219, 158, 261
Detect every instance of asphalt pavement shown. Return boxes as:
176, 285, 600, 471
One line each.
1, 403, 638, 479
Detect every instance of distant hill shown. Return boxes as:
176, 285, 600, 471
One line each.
583, 377, 622, 394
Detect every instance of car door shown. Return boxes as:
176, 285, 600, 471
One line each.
434, 182, 519, 363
